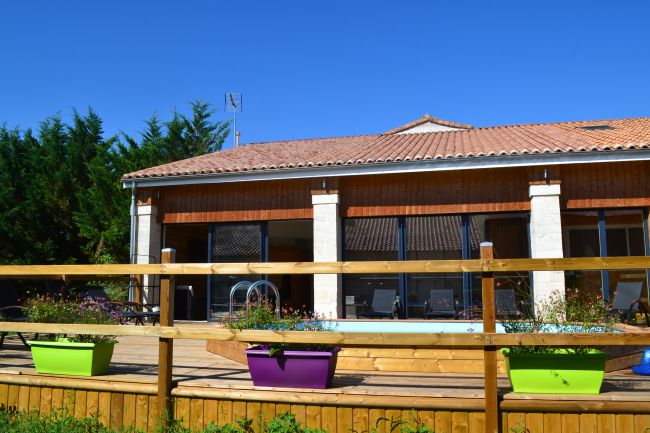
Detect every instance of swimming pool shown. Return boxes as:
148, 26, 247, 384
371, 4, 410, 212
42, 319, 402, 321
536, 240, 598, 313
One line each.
326, 320, 506, 333
207, 320, 628, 375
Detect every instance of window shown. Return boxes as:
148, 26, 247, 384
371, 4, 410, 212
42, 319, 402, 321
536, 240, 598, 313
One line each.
209, 223, 264, 320
343, 212, 530, 318
406, 215, 463, 318
342, 218, 399, 318
562, 209, 647, 300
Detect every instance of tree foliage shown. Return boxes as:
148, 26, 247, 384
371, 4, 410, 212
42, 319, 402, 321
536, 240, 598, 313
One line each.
0, 100, 229, 264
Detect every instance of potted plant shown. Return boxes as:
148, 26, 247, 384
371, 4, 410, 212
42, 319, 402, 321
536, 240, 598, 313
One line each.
501, 289, 615, 394
224, 300, 339, 389
24, 296, 119, 376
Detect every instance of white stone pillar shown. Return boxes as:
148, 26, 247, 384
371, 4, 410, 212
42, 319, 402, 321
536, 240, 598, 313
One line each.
312, 193, 342, 318
529, 184, 565, 310
135, 204, 162, 304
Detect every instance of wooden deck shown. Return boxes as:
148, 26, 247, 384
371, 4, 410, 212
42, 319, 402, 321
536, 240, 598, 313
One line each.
1, 332, 650, 432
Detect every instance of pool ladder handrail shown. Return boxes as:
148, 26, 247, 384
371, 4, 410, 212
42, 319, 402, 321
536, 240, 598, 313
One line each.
228, 280, 281, 319
229, 281, 258, 318
246, 280, 281, 318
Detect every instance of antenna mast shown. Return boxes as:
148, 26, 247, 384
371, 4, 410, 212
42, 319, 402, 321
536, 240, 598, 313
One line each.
225, 92, 242, 147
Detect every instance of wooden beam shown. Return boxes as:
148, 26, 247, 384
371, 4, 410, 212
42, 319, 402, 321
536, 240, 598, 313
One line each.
0, 260, 482, 276
0, 323, 159, 337
500, 398, 650, 414
160, 328, 650, 347
171, 387, 486, 410
134, 274, 143, 304
158, 248, 175, 428
0, 373, 158, 395
481, 242, 499, 433
0, 322, 648, 347
0, 256, 650, 277
486, 256, 650, 272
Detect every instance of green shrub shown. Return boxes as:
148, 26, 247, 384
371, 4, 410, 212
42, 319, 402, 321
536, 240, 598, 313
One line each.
22, 295, 120, 344
0, 408, 434, 433
0, 407, 133, 433
223, 300, 333, 356
502, 288, 616, 354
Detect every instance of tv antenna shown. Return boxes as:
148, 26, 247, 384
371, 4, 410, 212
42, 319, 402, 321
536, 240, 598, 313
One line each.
225, 92, 242, 147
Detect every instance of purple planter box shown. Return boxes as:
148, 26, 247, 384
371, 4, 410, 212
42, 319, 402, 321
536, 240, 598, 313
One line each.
245, 346, 341, 389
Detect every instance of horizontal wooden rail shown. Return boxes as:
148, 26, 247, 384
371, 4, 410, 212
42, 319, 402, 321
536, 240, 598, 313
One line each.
0, 322, 159, 337
1, 322, 649, 347
0, 256, 649, 277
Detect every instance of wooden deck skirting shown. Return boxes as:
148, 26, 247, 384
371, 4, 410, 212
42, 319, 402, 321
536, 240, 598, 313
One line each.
1, 252, 650, 432
1, 373, 650, 433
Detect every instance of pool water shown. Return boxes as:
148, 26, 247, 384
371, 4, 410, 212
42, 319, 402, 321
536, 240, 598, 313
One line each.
326, 320, 507, 333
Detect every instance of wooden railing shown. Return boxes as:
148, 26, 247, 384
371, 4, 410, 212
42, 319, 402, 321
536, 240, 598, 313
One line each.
1, 246, 650, 433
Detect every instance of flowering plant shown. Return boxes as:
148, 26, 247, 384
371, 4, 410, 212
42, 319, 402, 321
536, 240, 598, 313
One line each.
223, 299, 333, 356
23, 296, 120, 344
502, 288, 616, 354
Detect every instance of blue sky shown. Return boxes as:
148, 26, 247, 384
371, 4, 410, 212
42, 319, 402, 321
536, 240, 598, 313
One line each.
1, 1, 649, 149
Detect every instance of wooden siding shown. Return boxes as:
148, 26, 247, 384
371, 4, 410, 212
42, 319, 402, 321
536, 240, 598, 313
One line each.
157, 180, 313, 224
152, 161, 650, 223
2, 381, 650, 433
339, 169, 531, 218
561, 161, 650, 209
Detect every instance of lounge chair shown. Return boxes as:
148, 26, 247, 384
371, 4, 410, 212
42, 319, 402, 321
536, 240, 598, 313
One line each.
425, 289, 456, 319
358, 289, 399, 319
79, 285, 109, 300
611, 281, 649, 326
107, 301, 160, 326
496, 289, 519, 317
0, 281, 29, 348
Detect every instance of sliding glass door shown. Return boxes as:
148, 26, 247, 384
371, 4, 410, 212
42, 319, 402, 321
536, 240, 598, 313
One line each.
562, 209, 648, 301
208, 223, 265, 320
342, 212, 530, 318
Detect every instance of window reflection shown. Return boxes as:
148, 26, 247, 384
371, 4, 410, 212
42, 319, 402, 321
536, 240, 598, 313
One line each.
343, 218, 399, 318
562, 209, 646, 301
469, 214, 530, 315
209, 223, 263, 320
406, 216, 462, 318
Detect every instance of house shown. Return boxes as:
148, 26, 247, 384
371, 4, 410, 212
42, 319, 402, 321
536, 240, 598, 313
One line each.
122, 115, 650, 320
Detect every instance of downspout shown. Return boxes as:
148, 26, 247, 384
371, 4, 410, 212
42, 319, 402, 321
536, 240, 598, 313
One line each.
129, 182, 137, 302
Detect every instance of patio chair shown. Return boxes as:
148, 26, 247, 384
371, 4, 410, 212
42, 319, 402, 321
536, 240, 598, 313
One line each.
424, 289, 456, 319
79, 285, 109, 300
358, 289, 399, 319
108, 302, 160, 326
44, 279, 68, 298
611, 281, 649, 327
0, 280, 29, 349
495, 289, 519, 317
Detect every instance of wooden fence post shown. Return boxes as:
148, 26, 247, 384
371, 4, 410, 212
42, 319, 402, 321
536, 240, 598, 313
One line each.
158, 248, 175, 426
134, 274, 143, 304
481, 242, 499, 433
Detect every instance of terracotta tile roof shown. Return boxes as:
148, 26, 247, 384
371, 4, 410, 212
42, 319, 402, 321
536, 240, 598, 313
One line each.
383, 114, 472, 134
123, 117, 650, 180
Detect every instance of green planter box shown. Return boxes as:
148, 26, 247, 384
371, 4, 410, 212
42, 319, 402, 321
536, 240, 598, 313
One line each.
502, 348, 606, 394
28, 340, 116, 376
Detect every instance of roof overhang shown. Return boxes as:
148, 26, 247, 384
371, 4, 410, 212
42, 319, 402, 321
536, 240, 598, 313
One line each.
122, 149, 650, 189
